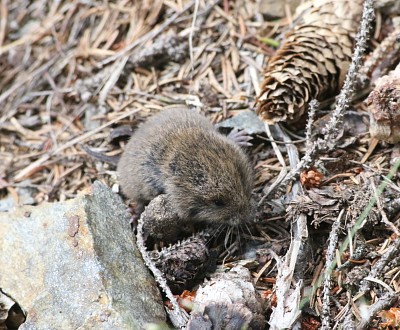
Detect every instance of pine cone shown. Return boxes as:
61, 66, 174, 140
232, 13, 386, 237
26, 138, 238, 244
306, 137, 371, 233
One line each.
366, 64, 400, 144
152, 233, 216, 293
257, 0, 364, 124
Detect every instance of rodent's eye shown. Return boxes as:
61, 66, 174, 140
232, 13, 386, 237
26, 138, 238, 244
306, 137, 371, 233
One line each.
213, 199, 225, 207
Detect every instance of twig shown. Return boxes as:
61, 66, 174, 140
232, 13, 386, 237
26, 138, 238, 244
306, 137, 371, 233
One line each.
305, 99, 318, 150
359, 236, 400, 294
136, 214, 188, 329
300, 158, 400, 308
370, 178, 400, 236
14, 104, 139, 181
126, 35, 188, 69
273, 101, 319, 189
189, 0, 200, 78
321, 0, 375, 150
321, 209, 345, 330
100, 1, 195, 67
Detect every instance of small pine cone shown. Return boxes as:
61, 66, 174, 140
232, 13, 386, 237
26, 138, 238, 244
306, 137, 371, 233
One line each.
366, 64, 400, 144
152, 233, 216, 293
300, 167, 324, 189
257, 0, 364, 124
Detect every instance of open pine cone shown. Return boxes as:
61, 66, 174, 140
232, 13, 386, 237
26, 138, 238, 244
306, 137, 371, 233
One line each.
257, 0, 364, 124
367, 64, 400, 144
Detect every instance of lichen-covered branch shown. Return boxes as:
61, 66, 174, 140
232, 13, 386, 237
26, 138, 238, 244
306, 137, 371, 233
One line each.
136, 215, 188, 329
322, 0, 375, 150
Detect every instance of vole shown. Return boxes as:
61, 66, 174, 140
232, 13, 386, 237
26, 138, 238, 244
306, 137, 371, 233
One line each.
117, 107, 254, 226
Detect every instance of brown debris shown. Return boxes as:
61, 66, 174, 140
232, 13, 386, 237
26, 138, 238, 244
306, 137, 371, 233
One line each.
1, 0, 400, 328
378, 307, 400, 328
257, 0, 364, 124
0, 291, 26, 330
300, 167, 324, 189
126, 34, 189, 70
366, 64, 400, 144
358, 19, 400, 87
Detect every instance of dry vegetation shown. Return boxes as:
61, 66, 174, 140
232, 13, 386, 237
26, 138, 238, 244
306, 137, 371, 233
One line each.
1, 0, 400, 328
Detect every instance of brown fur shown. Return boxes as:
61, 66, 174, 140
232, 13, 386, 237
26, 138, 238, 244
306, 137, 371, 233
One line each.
117, 107, 254, 226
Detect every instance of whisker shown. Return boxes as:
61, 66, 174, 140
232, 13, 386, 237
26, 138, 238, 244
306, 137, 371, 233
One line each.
216, 223, 225, 236
224, 226, 232, 248
244, 223, 255, 241
206, 223, 224, 245
230, 226, 235, 248
219, 224, 228, 241
236, 226, 242, 251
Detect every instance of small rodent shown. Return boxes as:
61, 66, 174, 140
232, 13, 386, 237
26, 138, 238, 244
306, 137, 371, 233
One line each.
117, 107, 254, 226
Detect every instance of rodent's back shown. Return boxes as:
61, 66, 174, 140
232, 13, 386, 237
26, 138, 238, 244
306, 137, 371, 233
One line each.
117, 107, 215, 203
117, 107, 254, 225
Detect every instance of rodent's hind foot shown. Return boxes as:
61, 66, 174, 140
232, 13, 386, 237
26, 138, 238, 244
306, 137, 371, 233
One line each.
227, 128, 253, 147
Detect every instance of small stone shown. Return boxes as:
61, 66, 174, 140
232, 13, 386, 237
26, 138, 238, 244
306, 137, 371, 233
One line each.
216, 110, 265, 135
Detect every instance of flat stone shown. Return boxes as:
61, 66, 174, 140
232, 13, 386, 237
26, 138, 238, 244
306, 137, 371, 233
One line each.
216, 110, 265, 135
0, 181, 165, 329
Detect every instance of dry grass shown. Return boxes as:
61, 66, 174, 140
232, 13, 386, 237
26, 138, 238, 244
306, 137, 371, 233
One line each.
1, 0, 399, 328
0, 0, 279, 202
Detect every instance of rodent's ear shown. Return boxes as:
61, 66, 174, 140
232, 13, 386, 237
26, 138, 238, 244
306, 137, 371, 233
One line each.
169, 154, 209, 185
168, 152, 195, 176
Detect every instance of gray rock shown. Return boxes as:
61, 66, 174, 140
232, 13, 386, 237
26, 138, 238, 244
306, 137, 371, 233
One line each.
0, 181, 165, 329
216, 110, 265, 135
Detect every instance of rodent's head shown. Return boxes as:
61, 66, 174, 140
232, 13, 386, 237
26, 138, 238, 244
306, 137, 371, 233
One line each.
165, 131, 254, 226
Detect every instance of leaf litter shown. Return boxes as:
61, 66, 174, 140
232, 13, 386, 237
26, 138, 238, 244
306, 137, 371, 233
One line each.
0, 0, 400, 328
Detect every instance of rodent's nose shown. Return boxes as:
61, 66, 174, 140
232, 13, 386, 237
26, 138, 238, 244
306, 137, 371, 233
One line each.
228, 202, 255, 226
229, 217, 241, 226
229, 213, 249, 226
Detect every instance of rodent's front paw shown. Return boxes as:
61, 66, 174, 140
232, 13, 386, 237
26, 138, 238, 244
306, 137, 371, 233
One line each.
227, 128, 253, 147
140, 194, 192, 243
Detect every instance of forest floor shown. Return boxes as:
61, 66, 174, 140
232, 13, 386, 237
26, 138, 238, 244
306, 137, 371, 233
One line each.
0, 0, 399, 329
